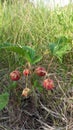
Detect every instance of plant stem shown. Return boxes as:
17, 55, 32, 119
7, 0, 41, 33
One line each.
47, 56, 54, 72
32, 86, 38, 108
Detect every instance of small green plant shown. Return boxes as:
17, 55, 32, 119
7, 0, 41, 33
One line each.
48, 36, 72, 62
0, 92, 9, 110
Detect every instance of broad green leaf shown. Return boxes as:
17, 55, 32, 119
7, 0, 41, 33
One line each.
48, 36, 71, 62
0, 43, 26, 56
0, 43, 42, 64
0, 92, 9, 110
22, 46, 42, 64
55, 44, 71, 58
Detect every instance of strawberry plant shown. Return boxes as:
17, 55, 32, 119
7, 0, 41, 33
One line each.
0, 43, 43, 109
0, 43, 56, 109
48, 36, 72, 62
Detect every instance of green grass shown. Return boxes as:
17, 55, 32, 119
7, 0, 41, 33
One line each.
0, 1, 73, 46
0, 1, 73, 67
0, 1, 73, 66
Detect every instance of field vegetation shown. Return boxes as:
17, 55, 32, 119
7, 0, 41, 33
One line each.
0, 0, 73, 130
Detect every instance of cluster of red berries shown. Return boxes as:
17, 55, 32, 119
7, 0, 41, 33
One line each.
10, 67, 54, 91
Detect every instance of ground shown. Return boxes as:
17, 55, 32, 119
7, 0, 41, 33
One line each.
0, 57, 73, 130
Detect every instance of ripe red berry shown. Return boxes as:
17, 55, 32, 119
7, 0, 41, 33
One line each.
10, 70, 21, 81
43, 78, 54, 90
23, 69, 30, 76
35, 67, 46, 76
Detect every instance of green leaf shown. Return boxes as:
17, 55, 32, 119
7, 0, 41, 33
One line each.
56, 36, 68, 44
22, 46, 36, 63
0, 43, 42, 64
48, 43, 56, 54
55, 44, 71, 58
0, 43, 26, 56
31, 55, 42, 65
0, 92, 9, 110
22, 46, 42, 64
48, 36, 71, 62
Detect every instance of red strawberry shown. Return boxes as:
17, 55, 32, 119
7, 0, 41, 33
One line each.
23, 69, 30, 76
43, 78, 54, 90
35, 67, 46, 76
10, 70, 21, 81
